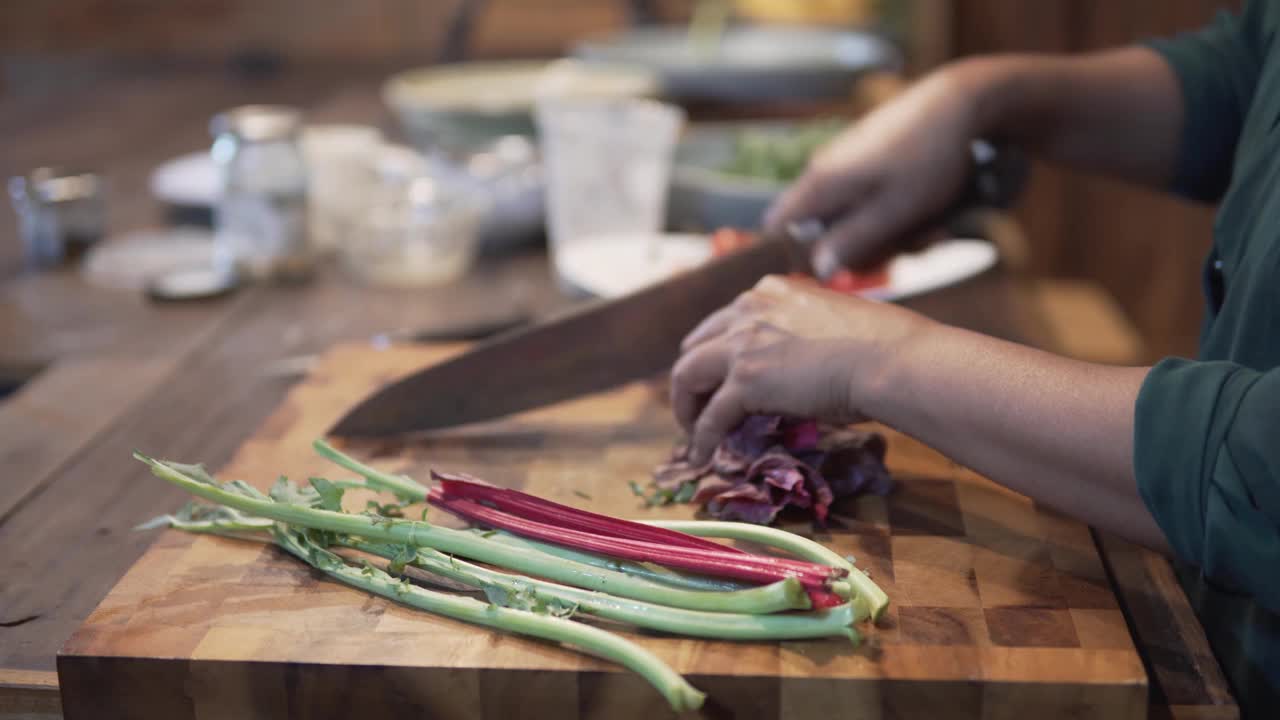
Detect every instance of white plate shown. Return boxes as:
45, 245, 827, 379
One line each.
149, 151, 220, 207
81, 227, 222, 291
554, 233, 714, 298
556, 232, 999, 301
864, 238, 1000, 302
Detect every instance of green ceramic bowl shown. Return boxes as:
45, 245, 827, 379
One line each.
668, 120, 815, 231
383, 60, 659, 155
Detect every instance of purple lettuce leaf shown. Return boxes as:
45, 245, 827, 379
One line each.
649, 414, 894, 526
705, 497, 786, 525
691, 474, 738, 504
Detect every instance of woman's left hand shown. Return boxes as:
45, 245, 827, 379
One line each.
670, 274, 926, 464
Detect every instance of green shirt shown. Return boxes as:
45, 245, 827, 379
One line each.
1139, 3, 1280, 717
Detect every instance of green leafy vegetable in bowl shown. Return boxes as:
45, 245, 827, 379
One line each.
720, 119, 845, 183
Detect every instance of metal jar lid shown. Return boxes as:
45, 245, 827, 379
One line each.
9, 167, 102, 205
210, 105, 303, 142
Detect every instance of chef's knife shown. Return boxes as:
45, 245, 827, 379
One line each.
328, 227, 808, 438
327, 140, 1026, 439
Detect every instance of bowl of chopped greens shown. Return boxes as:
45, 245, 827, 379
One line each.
667, 119, 844, 231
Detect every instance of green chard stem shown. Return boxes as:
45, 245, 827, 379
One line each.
638, 519, 888, 622
271, 525, 704, 712
135, 515, 853, 643
344, 538, 859, 644
638, 519, 850, 567
312, 439, 429, 502
472, 529, 753, 593
135, 454, 808, 614
136, 515, 272, 538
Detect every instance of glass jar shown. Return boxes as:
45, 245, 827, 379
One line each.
210, 105, 312, 283
7, 167, 105, 269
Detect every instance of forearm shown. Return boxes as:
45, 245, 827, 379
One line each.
950, 47, 1184, 189
861, 319, 1173, 554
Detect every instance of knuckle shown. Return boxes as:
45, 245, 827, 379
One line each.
755, 275, 788, 294
805, 157, 838, 182
728, 318, 768, 352
691, 415, 720, 448
730, 357, 764, 385
670, 353, 695, 385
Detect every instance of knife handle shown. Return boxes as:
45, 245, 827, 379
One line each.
955, 138, 1029, 213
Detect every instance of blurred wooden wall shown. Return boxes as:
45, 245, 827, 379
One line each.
0, 1, 695, 64
954, 0, 1240, 361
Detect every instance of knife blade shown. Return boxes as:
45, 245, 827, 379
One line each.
327, 231, 805, 438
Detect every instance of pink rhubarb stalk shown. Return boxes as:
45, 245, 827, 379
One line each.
432, 471, 747, 554
428, 490, 847, 609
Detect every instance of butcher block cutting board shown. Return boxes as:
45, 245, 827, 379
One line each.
58, 344, 1148, 719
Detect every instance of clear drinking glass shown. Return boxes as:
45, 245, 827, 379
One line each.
534, 97, 685, 292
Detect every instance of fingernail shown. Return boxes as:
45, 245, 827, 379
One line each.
764, 190, 797, 230
763, 206, 782, 230
787, 219, 825, 245
813, 244, 840, 280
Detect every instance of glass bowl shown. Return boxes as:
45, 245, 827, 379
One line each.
341, 151, 489, 288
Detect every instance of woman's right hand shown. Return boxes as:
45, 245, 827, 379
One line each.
765, 63, 990, 277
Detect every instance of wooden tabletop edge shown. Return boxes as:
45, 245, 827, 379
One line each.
0, 669, 58, 691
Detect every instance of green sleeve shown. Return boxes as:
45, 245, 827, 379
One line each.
1135, 358, 1280, 613
1142, 7, 1260, 202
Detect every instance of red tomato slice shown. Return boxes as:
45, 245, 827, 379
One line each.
708, 228, 890, 294
825, 266, 889, 294
711, 228, 756, 256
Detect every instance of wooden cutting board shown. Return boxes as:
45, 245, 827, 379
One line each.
57, 344, 1148, 719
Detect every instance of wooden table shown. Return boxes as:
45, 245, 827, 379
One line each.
0, 64, 1237, 719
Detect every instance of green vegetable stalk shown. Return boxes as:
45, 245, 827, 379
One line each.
312, 439, 428, 502
638, 519, 889, 622
345, 538, 860, 644
472, 529, 752, 593
271, 525, 705, 712
135, 509, 856, 644
134, 453, 808, 614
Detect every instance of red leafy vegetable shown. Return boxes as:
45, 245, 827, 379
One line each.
651, 416, 893, 526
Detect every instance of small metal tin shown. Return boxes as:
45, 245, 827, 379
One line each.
7, 167, 105, 269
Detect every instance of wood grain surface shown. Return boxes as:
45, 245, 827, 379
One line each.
59, 344, 1148, 719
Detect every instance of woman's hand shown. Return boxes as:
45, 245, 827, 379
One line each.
670, 274, 1170, 553
764, 66, 985, 276
670, 275, 927, 464
766, 49, 1187, 277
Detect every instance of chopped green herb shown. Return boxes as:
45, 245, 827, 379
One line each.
673, 483, 697, 504
309, 477, 345, 512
